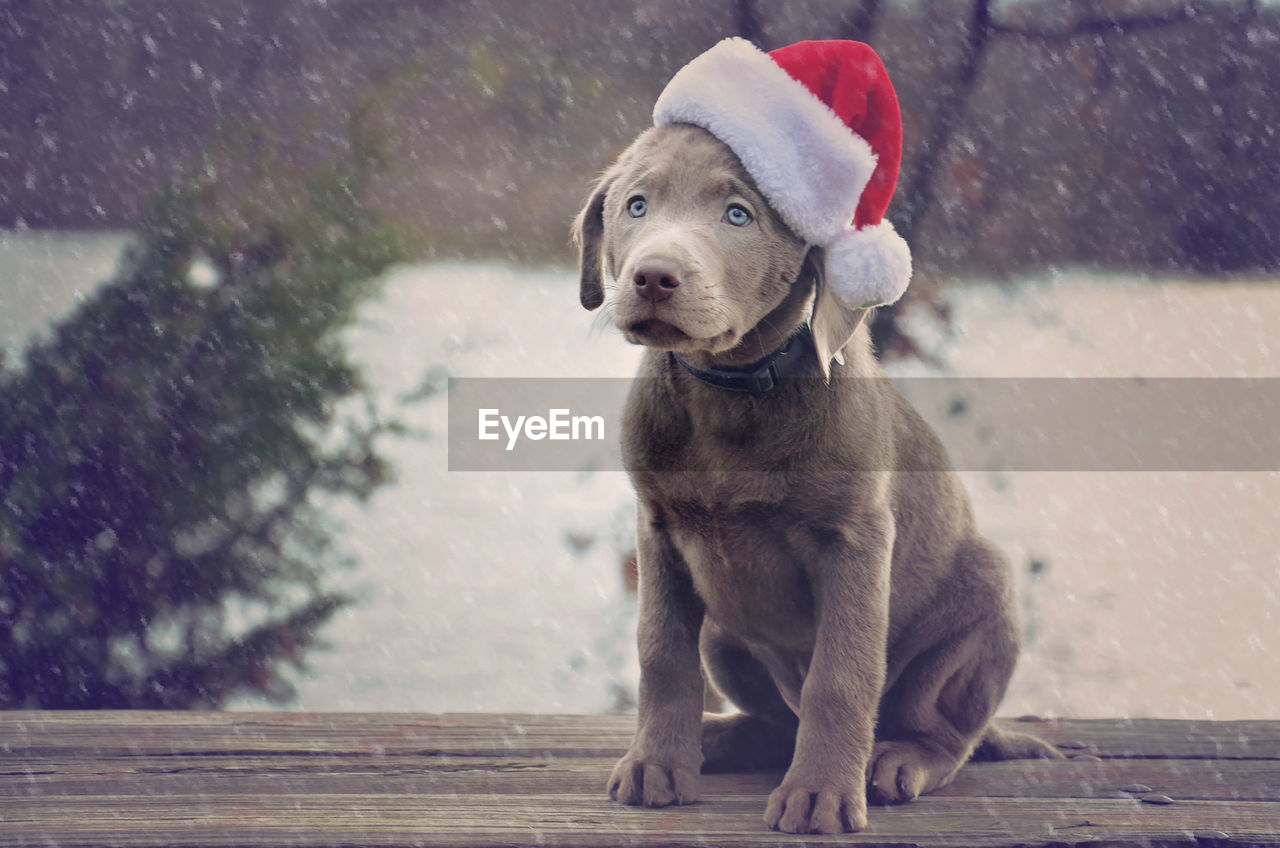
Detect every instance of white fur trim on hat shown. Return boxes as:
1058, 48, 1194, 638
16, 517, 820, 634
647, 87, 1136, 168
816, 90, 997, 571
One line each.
653, 37, 877, 245
825, 220, 912, 307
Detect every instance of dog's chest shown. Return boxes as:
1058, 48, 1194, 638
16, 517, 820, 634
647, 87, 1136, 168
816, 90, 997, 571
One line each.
657, 479, 817, 648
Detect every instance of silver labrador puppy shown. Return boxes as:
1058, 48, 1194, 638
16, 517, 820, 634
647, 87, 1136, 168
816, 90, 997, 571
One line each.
573, 123, 1060, 835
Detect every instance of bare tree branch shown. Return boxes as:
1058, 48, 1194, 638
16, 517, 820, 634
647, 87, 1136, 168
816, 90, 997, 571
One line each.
871, 1, 993, 356
900, 0, 1207, 246
843, 0, 883, 43
896, 0, 993, 243
876, 0, 1206, 355
733, 0, 763, 46
990, 5, 1198, 43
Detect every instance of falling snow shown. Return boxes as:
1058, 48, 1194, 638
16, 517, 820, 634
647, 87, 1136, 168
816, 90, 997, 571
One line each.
3, 0, 1278, 721
7, 234, 1275, 718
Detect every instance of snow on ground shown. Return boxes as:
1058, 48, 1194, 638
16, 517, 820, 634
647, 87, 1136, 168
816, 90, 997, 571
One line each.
288, 263, 646, 713
3, 231, 1277, 719
0, 230, 127, 354
894, 276, 1280, 720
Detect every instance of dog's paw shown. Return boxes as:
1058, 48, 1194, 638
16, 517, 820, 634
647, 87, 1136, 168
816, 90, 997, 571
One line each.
607, 751, 699, 807
867, 739, 956, 804
764, 779, 867, 834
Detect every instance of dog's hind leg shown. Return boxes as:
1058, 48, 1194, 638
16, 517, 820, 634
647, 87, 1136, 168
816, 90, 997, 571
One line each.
869, 537, 1057, 803
972, 722, 1062, 761
699, 623, 798, 773
869, 629, 1009, 802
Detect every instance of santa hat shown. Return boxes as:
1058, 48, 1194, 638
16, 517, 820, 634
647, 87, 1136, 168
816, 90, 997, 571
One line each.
653, 38, 911, 308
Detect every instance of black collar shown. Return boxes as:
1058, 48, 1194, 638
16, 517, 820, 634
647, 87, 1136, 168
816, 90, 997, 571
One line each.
671, 329, 811, 396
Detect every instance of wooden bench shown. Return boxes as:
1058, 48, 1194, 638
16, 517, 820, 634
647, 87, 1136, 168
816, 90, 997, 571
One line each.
1, 712, 1277, 846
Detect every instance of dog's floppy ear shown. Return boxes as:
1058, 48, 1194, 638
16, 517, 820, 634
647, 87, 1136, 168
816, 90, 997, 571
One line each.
808, 246, 871, 382
572, 153, 633, 311
571, 179, 609, 311
572, 142, 640, 311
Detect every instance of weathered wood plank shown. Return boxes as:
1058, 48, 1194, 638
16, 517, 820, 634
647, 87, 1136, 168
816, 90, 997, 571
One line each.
3, 713, 1278, 759
0, 712, 634, 758
2, 793, 1277, 848
3, 755, 1278, 803
937, 758, 1280, 803
1, 713, 1277, 848
1020, 717, 1280, 761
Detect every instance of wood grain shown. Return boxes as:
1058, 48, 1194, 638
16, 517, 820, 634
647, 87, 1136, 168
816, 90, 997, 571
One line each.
1, 712, 1277, 848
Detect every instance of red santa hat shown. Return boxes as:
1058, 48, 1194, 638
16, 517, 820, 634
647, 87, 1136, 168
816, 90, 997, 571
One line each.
653, 38, 911, 308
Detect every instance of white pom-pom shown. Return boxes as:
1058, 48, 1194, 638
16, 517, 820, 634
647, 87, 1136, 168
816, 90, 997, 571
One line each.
824, 220, 912, 308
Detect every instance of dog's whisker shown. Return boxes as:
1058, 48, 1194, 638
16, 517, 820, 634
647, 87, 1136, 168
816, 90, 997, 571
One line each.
588, 303, 618, 338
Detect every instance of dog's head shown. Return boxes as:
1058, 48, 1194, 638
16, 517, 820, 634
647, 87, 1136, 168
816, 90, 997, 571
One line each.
573, 123, 868, 373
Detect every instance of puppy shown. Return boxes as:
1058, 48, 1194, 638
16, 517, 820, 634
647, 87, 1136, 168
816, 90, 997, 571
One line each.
574, 42, 1060, 836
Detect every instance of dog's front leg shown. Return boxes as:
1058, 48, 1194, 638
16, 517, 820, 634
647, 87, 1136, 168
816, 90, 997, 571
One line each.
608, 502, 705, 807
764, 510, 893, 834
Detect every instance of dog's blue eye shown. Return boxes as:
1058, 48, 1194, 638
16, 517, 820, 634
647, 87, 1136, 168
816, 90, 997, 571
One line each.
725, 204, 752, 227
628, 197, 647, 218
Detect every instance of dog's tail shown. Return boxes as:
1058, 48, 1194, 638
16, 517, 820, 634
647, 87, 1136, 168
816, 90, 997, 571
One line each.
971, 723, 1065, 762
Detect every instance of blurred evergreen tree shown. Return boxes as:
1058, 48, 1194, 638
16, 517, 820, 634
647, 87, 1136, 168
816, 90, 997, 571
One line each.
0, 145, 405, 708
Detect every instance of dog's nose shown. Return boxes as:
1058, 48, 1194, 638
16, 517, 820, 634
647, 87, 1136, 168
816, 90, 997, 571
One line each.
632, 260, 682, 303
